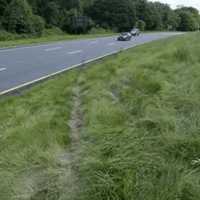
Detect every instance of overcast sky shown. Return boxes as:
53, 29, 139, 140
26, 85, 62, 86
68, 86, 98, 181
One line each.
150, 0, 200, 10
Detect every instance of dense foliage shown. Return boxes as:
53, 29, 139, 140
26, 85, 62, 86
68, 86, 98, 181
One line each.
0, 0, 200, 35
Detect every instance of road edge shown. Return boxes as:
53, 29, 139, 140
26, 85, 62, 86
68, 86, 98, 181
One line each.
0, 33, 183, 96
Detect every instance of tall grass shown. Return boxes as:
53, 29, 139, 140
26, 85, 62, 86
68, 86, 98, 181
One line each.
1, 32, 200, 200
76, 32, 200, 200
0, 71, 78, 199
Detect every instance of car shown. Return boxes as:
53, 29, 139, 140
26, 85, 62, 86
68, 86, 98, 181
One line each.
117, 32, 132, 41
131, 28, 140, 36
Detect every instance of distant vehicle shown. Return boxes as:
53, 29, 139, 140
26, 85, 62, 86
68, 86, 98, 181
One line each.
117, 32, 132, 41
131, 28, 140, 36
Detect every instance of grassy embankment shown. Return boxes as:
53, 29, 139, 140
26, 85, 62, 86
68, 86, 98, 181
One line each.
0, 72, 79, 199
1, 32, 200, 200
0, 28, 115, 48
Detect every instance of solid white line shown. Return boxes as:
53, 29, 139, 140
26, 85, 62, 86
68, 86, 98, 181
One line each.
0, 46, 143, 95
45, 47, 62, 52
0, 50, 119, 96
0, 37, 116, 53
0, 33, 181, 53
68, 50, 83, 55
0, 67, 6, 72
0, 33, 184, 96
0, 44, 59, 53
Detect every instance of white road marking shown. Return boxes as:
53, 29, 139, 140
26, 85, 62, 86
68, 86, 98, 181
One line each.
108, 42, 115, 46
68, 50, 83, 55
0, 47, 17, 53
0, 67, 6, 72
0, 50, 120, 96
45, 47, 62, 52
0, 33, 185, 96
0, 36, 117, 53
0, 44, 61, 53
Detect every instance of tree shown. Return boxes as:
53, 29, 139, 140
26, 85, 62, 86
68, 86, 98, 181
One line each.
80, 0, 94, 11
148, 3, 162, 30
1, 0, 200, 35
3, 0, 33, 33
134, 0, 148, 22
177, 11, 199, 31
136, 20, 146, 31
165, 11, 180, 30
31, 15, 45, 36
62, 9, 93, 34
176, 8, 200, 31
0, 0, 11, 18
87, 0, 136, 32
3, 0, 44, 34
60, 0, 80, 10
43, 2, 60, 27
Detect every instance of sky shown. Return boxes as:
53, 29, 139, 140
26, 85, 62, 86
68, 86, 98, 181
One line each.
150, 0, 200, 10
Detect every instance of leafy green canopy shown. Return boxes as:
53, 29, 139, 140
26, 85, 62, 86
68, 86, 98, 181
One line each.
176, 7, 200, 31
86, 0, 136, 32
3, 0, 44, 35
1, 0, 200, 35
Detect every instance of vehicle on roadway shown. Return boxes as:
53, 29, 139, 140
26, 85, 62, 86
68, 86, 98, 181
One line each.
131, 28, 140, 36
117, 32, 132, 41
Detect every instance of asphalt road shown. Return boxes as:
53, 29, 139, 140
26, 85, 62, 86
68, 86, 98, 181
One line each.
0, 32, 182, 94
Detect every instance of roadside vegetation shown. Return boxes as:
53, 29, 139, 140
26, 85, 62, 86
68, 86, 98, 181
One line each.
1, 33, 200, 199
0, 0, 200, 47
76, 32, 200, 200
0, 28, 114, 48
0, 71, 78, 199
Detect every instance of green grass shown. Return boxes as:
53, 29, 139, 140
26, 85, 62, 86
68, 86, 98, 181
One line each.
0, 29, 115, 48
0, 71, 78, 199
76, 32, 200, 200
1, 32, 200, 200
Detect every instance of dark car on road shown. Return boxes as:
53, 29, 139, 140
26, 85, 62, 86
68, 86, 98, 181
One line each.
131, 28, 140, 36
117, 32, 132, 41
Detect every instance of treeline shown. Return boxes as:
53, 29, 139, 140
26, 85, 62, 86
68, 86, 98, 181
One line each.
0, 0, 200, 36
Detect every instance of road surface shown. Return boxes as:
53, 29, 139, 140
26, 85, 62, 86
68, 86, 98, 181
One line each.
0, 32, 182, 94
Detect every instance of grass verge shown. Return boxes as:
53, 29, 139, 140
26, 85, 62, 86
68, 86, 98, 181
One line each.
0, 29, 115, 48
0, 71, 78, 199
1, 32, 200, 200
76, 32, 200, 200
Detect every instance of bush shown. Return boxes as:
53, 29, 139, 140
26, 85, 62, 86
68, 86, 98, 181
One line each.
136, 20, 146, 31
0, 30, 30, 41
31, 15, 45, 36
176, 11, 199, 31
3, 0, 45, 35
89, 27, 113, 34
0, 30, 15, 41
43, 27, 64, 36
0, 21, 3, 30
3, 0, 33, 34
43, 1, 60, 27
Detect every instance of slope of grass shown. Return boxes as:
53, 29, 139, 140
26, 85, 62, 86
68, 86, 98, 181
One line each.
75, 32, 200, 200
0, 71, 78, 199
1, 32, 200, 200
